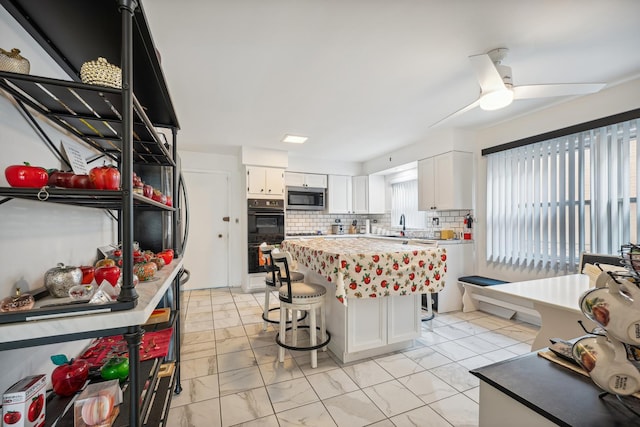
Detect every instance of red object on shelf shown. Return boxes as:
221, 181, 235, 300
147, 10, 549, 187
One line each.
78, 328, 173, 368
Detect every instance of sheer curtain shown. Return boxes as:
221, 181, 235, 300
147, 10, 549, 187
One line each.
486, 118, 638, 271
391, 179, 426, 229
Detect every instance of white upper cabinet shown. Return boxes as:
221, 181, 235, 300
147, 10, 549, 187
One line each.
285, 172, 327, 188
327, 175, 353, 213
352, 176, 368, 213
247, 166, 285, 196
418, 151, 473, 211
352, 175, 386, 214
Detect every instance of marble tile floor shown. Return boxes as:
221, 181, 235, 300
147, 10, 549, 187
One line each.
167, 288, 539, 427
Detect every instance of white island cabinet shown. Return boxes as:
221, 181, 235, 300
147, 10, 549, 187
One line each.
282, 238, 446, 362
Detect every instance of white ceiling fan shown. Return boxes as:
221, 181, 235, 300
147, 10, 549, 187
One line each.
431, 47, 606, 127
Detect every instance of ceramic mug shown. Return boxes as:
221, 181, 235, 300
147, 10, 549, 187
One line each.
572, 335, 640, 395
579, 275, 640, 345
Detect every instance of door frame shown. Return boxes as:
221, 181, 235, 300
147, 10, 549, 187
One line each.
182, 168, 231, 288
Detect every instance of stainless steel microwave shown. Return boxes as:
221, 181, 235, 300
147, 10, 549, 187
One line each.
286, 186, 325, 210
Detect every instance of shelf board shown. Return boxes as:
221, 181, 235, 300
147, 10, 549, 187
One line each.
0, 71, 175, 167
0, 187, 175, 210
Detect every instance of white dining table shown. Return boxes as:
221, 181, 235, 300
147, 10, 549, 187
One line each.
488, 274, 596, 350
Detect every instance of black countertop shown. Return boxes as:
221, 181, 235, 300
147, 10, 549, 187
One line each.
471, 352, 640, 426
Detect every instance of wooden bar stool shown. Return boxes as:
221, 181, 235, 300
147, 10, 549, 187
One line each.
271, 251, 330, 369
260, 244, 305, 330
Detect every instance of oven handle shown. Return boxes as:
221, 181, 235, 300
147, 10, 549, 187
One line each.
248, 212, 285, 216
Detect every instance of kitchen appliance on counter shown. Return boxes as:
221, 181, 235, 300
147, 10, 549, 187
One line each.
247, 198, 285, 273
286, 186, 325, 210
331, 219, 345, 235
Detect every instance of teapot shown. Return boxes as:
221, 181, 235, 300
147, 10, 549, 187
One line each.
579, 272, 640, 345
572, 334, 640, 396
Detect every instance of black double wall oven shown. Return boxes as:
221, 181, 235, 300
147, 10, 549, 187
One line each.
247, 198, 285, 273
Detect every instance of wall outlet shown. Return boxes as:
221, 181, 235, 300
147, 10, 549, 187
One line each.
432, 217, 439, 226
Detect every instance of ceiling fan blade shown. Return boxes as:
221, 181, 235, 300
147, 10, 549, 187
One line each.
513, 83, 605, 99
429, 98, 481, 128
469, 53, 505, 94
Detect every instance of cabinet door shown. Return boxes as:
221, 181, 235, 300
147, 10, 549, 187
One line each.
347, 297, 387, 352
436, 243, 473, 313
368, 175, 386, 214
327, 175, 353, 213
387, 295, 421, 344
352, 176, 368, 214
247, 166, 266, 195
434, 151, 473, 210
265, 168, 284, 195
305, 173, 328, 188
285, 172, 305, 187
418, 157, 436, 210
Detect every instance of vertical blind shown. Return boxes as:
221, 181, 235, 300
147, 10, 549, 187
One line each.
486, 118, 638, 271
391, 179, 426, 229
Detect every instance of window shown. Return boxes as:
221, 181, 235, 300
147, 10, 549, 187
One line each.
485, 117, 639, 271
391, 179, 426, 229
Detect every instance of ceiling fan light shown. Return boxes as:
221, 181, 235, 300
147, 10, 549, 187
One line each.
479, 89, 514, 111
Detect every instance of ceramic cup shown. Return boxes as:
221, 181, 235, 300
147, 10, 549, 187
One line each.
572, 335, 640, 395
579, 274, 640, 345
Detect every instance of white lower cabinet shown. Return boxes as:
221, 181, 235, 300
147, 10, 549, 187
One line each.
347, 295, 420, 353
436, 242, 474, 313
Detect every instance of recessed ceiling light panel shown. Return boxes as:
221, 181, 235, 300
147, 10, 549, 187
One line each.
282, 134, 308, 144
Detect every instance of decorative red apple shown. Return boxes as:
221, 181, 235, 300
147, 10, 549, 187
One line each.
95, 265, 121, 287
157, 249, 174, 265
79, 265, 95, 284
152, 189, 167, 204
51, 355, 90, 397
143, 184, 153, 198
89, 164, 120, 190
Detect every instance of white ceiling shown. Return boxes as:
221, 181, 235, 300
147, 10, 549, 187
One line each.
144, 0, 640, 163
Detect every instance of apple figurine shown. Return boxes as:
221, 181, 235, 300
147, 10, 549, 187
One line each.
143, 184, 153, 198
100, 356, 129, 382
157, 249, 174, 265
79, 265, 95, 284
95, 265, 121, 287
152, 189, 167, 204
51, 355, 90, 397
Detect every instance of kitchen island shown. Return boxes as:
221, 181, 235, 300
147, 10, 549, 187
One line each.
281, 238, 446, 362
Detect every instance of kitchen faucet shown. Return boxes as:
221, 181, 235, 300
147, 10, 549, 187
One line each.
399, 214, 406, 236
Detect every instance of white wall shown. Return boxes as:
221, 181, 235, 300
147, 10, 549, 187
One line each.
473, 78, 640, 282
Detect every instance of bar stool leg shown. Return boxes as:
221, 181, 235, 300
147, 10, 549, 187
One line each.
310, 306, 317, 368
292, 308, 298, 347
263, 288, 270, 331
320, 302, 327, 352
279, 305, 286, 363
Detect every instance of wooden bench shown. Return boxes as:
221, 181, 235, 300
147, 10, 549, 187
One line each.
459, 276, 541, 322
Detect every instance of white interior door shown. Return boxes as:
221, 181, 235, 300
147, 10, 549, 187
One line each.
182, 170, 229, 289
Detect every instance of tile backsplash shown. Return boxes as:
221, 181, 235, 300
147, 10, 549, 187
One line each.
285, 209, 473, 238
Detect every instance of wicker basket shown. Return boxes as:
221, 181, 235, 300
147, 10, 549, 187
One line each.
0, 48, 30, 74
80, 57, 122, 89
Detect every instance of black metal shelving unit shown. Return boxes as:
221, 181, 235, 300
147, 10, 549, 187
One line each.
0, 1, 182, 426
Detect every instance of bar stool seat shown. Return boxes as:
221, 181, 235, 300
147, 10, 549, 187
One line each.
271, 251, 330, 369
